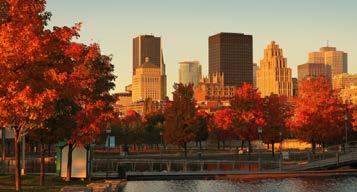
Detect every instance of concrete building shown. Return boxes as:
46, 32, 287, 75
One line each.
132, 57, 165, 102
292, 78, 298, 97
308, 46, 348, 77
209, 32, 253, 87
132, 35, 166, 100
340, 85, 357, 104
118, 99, 164, 116
297, 63, 332, 80
256, 41, 293, 97
178, 61, 202, 86
253, 63, 258, 88
194, 73, 236, 105
332, 73, 357, 90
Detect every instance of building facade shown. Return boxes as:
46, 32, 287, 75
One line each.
340, 85, 357, 104
194, 73, 236, 105
292, 78, 298, 97
132, 57, 165, 102
332, 73, 357, 90
132, 35, 167, 99
178, 61, 202, 86
297, 63, 332, 80
256, 41, 293, 97
209, 32, 253, 87
253, 63, 258, 88
308, 46, 348, 77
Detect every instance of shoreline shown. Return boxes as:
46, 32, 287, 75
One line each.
216, 169, 357, 182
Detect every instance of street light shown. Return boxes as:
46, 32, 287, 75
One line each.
279, 132, 283, 172
105, 128, 111, 179
344, 113, 348, 149
258, 127, 263, 171
159, 131, 163, 159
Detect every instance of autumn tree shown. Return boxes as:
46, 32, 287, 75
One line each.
63, 43, 116, 181
0, 1, 64, 190
164, 83, 196, 158
143, 111, 165, 146
212, 108, 237, 149
195, 110, 209, 151
290, 76, 348, 154
230, 83, 265, 155
262, 94, 292, 157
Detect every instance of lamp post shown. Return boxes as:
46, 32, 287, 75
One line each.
159, 131, 163, 159
258, 127, 263, 172
344, 113, 348, 150
279, 132, 283, 172
105, 128, 111, 179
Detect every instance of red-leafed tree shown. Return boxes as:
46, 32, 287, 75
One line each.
262, 94, 292, 157
63, 43, 116, 181
289, 76, 348, 153
194, 110, 209, 151
211, 108, 237, 149
0, 1, 63, 190
230, 83, 265, 155
164, 83, 196, 158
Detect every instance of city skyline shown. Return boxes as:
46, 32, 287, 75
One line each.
46, 0, 357, 95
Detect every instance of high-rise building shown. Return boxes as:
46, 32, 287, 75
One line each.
308, 46, 348, 77
292, 78, 298, 97
256, 41, 293, 97
132, 35, 167, 99
178, 61, 202, 86
253, 63, 258, 88
297, 63, 332, 80
332, 73, 357, 90
209, 32, 253, 87
132, 57, 165, 102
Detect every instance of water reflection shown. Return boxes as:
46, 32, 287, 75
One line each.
122, 176, 357, 192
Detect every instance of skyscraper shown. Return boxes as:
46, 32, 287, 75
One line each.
256, 41, 293, 97
133, 35, 161, 74
178, 61, 202, 87
209, 32, 253, 87
308, 46, 348, 77
132, 57, 165, 102
297, 63, 331, 80
132, 35, 166, 100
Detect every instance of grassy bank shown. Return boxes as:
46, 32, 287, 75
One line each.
0, 175, 96, 192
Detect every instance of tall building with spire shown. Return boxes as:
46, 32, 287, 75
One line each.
308, 45, 348, 77
132, 35, 166, 101
257, 41, 293, 97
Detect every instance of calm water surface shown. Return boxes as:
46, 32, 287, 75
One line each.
122, 177, 357, 192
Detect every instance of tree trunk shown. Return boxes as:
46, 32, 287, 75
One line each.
65, 143, 74, 182
267, 143, 270, 150
272, 141, 275, 157
217, 141, 220, 149
184, 142, 187, 158
311, 141, 316, 155
199, 141, 202, 151
14, 128, 21, 192
40, 143, 45, 186
1, 128, 5, 161
240, 140, 244, 151
222, 140, 225, 150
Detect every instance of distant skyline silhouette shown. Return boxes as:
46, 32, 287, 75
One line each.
47, 0, 357, 96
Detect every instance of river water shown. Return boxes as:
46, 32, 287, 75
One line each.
122, 176, 357, 192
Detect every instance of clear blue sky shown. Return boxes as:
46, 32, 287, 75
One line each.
46, 0, 357, 95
